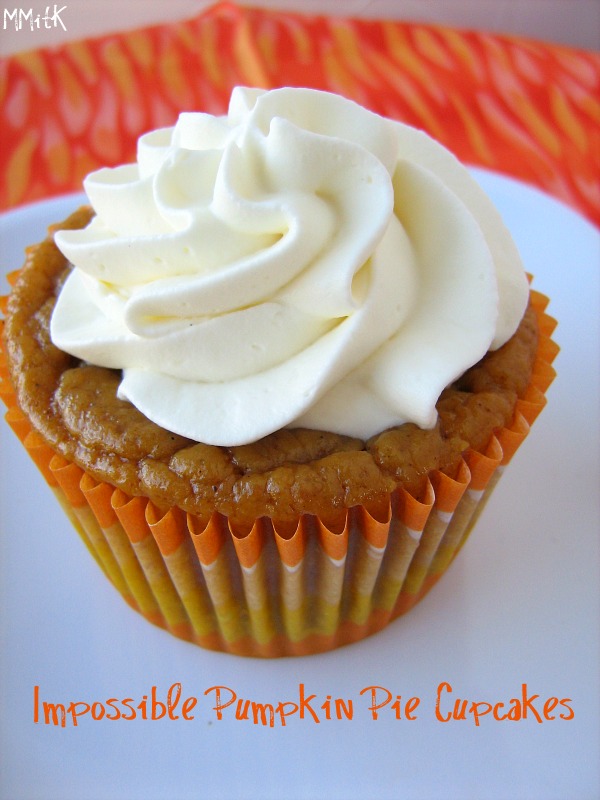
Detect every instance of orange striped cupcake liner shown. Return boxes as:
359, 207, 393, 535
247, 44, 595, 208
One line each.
0, 286, 557, 657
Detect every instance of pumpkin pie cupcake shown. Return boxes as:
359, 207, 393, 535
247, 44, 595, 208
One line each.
1, 87, 557, 656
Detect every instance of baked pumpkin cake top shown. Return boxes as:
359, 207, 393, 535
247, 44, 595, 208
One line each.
5, 208, 537, 527
3, 88, 537, 527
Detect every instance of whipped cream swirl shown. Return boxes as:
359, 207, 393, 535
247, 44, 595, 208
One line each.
51, 87, 528, 446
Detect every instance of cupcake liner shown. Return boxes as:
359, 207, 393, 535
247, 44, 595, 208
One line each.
0, 287, 557, 657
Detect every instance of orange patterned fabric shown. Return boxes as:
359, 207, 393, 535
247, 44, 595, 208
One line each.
1, 1, 599, 225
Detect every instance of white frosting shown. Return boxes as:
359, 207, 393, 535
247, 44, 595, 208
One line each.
51, 87, 528, 446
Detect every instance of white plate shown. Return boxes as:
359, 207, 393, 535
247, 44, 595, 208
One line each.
1, 171, 598, 800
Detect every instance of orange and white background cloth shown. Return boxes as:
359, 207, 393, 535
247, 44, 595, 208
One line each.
1, 0, 599, 225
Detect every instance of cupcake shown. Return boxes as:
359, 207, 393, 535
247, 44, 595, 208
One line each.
1, 87, 557, 657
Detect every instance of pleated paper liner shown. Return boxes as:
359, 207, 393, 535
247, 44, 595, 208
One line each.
0, 286, 558, 657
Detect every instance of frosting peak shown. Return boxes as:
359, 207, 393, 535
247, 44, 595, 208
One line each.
51, 87, 528, 446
